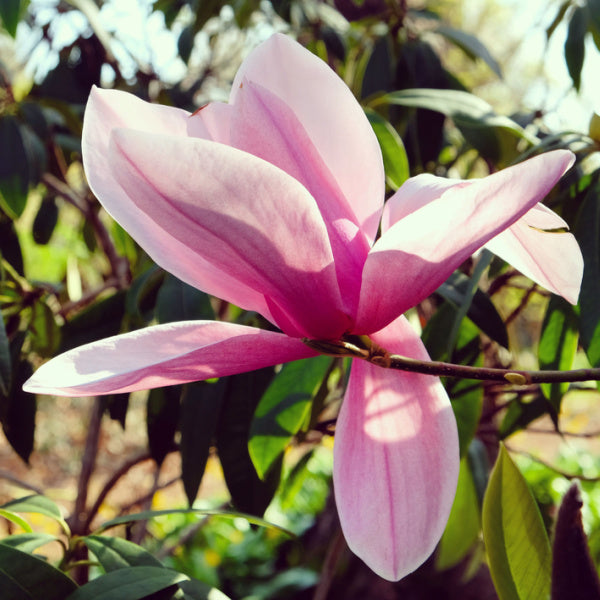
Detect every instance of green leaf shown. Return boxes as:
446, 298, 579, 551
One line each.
64, 566, 188, 600
0, 0, 21, 37
0, 115, 29, 218
437, 270, 509, 348
365, 110, 409, 190
0, 509, 33, 533
0, 543, 77, 599
249, 356, 331, 480
499, 393, 551, 439
564, 6, 587, 91
155, 273, 214, 323
217, 368, 281, 516
575, 185, 600, 369
434, 24, 502, 77
436, 456, 480, 570
0, 532, 57, 552
32, 197, 59, 245
178, 579, 232, 600
482, 445, 552, 600
180, 380, 224, 505
29, 299, 60, 358
1, 360, 36, 463
0, 495, 69, 536
93, 508, 293, 536
147, 385, 180, 465
82, 535, 163, 572
551, 482, 600, 600
0, 310, 10, 396
539, 296, 578, 413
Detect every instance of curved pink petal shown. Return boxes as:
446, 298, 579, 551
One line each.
23, 321, 317, 397
485, 204, 583, 304
230, 79, 370, 315
108, 128, 350, 339
83, 88, 276, 325
231, 33, 384, 244
334, 315, 459, 580
355, 150, 575, 334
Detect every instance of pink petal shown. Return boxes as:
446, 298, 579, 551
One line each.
83, 88, 276, 325
485, 203, 583, 304
108, 128, 350, 339
23, 321, 317, 397
334, 315, 459, 580
355, 150, 575, 334
231, 34, 384, 244
230, 79, 370, 316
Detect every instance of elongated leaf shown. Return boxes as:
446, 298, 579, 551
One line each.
147, 385, 180, 465
180, 380, 225, 505
93, 508, 293, 536
0, 311, 10, 396
482, 445, 551, 600
0, 0, 21, 37
64, 566, 187, 600
436, 456, 480, 570
0, 495, 69, 535
499, 393, 551, 439
0, 532, 57, 552
564, 6, 587, 90
82, 535, 163, 572
32, 197, 59, 245
179, 579, 232, 600
434, 24, 502, 77
437, 270, 509, 348
365, 110, 409, 190
0, 543, 77, 600
551, 482, 600, 600
539, 296, 578, 414
0, 115, 29, 218
249, 356, 331, 480
0, 509, 32, 533
575, 185, 600, 370
217, 369, 280, 516
156, 273, 214, 323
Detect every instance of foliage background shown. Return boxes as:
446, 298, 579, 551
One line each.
2, 0, 600, 598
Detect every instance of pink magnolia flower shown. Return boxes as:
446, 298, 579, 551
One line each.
24, 34, 581, 580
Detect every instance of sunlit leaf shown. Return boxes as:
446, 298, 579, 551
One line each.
436, 456, 480, 570
482, 445, 551, 600
0, 495, 69, 536
249, 356, 331, 480
0, 509, 32, 533
0, 532, 57, 553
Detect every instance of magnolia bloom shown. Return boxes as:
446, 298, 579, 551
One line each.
24, 34, 582, 580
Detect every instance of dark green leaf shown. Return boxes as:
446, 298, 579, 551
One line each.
155, 274, 213, 324
0, 115, 29, 218
482, 445, 551, 600
177, 25, 195, 64
249, 357, 331, 480
499, 393, 551, 439
82, 535, 163, 572
0, 310, 10, 396
29, 299, 60, 357
575, 185, 600, 369
32, 197, 59, 245
365, 110, 409, 190
0, 543, 77, 599
125, 267, 164, 326
564, 6, 587, 91
436, 456, 480, 570
539, 296, 578, 413
106, 393, 129, 429
178, 579, 232, 600
437, 270, 509, 348
0, 0, 21, 37
94, 508, 292, 536
0, 495, 69, 535
434, 24, 502, 77
59, 291, 126, 352
217, 369, 281, 516
0, 532, 57, 553
147, 385, 180, 465
1, 360, 36, 463
180, 380, 225, 505
551, 482, 600, 600
64, 566, 188, 600
0, 218, 24, 274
